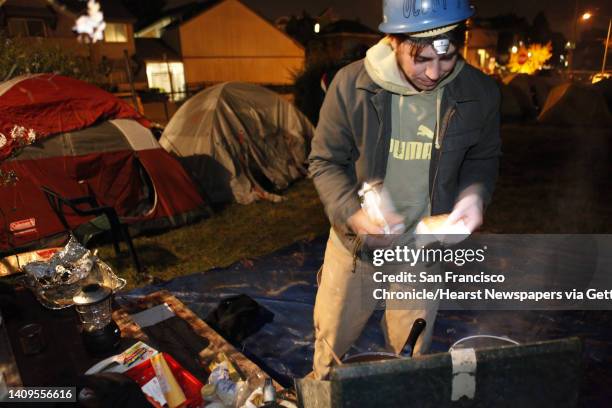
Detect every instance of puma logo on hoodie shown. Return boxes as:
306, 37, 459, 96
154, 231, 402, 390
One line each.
417, 125, 435, 139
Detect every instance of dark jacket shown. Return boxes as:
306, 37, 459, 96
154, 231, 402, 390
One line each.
308, 59, 501, 253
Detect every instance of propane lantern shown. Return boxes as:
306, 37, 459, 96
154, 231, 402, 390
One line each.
73, 283, 120, 354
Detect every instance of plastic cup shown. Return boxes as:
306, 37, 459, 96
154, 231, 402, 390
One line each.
18, 323, 45, 355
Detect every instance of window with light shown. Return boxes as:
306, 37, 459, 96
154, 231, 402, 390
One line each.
104, 23, 128, 43
146, 62, 186, 101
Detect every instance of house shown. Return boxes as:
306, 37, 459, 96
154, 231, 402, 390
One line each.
310, 19, 381, 65
136, 0, 305, 94
134, 38, 184, 98
464, 25, 499, 74
280, 9, 381, 66
0, 0, 139, 89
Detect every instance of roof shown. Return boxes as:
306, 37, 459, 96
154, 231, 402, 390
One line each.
137, 0, 219, 32
138, 0, 304, 52
1, 0, 50, 8
160, 0, 220, 30
0, 4, 55, 20
135, 38, 181, 61
320, 19, 379, 35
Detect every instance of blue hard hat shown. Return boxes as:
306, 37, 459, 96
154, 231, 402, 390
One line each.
379, 0, 474, 34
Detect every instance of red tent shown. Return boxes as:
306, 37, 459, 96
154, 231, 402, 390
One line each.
0, 74, 205, 252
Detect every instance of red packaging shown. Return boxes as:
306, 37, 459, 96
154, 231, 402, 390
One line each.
124, 352, 204, 408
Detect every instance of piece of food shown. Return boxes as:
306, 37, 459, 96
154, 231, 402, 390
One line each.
417, 214, 451, 235
416, 213, 470, 241
420, 214, 450, 232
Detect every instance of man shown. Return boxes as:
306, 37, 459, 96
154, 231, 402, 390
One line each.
308, 0, 501, 379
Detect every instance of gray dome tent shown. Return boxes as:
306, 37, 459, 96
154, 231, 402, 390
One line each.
538, 83, 612, 126
160, 82, 314, 204
501, 74, 563, 120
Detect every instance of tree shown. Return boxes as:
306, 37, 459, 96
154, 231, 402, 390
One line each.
529, 12, 567, 69
285, 12, 316, 47
530, 11, 552, 44
507, 42, 553, 74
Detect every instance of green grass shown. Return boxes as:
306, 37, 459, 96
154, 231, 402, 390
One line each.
95, 123, 611, 289
97, 178, 330, 289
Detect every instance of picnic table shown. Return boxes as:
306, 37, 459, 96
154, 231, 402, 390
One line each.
1, 286, 280, 399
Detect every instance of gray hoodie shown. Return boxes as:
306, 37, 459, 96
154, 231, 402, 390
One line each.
364, 38, 464, 232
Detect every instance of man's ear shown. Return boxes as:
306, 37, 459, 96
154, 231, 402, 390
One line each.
387, 35, 399, 51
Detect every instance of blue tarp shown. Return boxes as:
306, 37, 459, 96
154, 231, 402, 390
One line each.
118, 236, 612, 403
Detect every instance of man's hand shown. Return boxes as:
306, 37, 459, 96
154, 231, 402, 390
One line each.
347, 209, 404, 235
348, 209, 383, 235
348, 209, 404, 247
347, 209, 405, 248
448, 190, 484, 233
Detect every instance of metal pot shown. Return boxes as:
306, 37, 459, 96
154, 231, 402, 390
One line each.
342, 351, 403, 364
341, 318, 427, 364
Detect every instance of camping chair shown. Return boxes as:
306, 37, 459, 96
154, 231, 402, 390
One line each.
40, 186, 142, 273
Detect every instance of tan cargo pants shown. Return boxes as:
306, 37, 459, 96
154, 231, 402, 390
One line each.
312, 231, 439, 379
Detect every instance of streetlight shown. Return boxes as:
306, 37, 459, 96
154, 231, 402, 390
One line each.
580, 11, 611, 75
602, 18, 612, 74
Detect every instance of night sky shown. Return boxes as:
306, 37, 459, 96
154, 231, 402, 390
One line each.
233, 0, 612, 39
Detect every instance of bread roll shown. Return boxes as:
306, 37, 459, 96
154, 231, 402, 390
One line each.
420, 214, 450, 232
416, 213, 470, 239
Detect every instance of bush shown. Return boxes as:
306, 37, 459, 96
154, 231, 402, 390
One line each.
0, 33, 106, 86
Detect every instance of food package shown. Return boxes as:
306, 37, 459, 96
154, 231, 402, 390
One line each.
209, 352, 242, 382
0, 247, 60, 276
150, 353, 187, 408
207, 362, 249, 407
123, 352, 204, 408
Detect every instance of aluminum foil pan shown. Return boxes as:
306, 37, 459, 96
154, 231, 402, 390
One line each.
21, 237, 126, 309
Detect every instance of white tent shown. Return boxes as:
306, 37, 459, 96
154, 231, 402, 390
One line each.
160, 82, 314, 204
